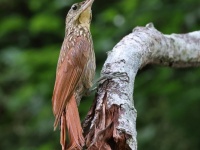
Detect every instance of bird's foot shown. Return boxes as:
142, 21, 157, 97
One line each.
86, 72, 129, 96
97, 72, 129, 84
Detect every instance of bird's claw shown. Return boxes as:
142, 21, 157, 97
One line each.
98, 72, 129, 84
86, 72, 129, 95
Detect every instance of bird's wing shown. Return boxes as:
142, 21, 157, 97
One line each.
52, 36, 90, 129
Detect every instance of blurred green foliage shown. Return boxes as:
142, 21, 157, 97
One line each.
0, 0, 200, 149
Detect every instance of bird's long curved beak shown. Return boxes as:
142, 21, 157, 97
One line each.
81, 0, 94, 12
73, 0, 94, 21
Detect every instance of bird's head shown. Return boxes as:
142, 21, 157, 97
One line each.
65, 0, 94, 28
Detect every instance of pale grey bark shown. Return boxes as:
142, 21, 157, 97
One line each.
84, 23, 200, 149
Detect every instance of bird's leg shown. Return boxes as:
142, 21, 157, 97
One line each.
86, 72, 129, 95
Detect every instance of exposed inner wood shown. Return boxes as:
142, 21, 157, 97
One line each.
83, 82, 131, 150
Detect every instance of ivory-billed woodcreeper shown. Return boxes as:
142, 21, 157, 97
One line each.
52, 0, 95, 149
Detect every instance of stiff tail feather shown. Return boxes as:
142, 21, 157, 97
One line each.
60, 112, 66, 150
60, 94, 85, 150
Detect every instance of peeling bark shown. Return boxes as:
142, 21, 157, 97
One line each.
84, 80, 133, 150
83, 23, 200, 149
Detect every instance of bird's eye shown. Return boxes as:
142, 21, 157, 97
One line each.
72, 5, 78, 10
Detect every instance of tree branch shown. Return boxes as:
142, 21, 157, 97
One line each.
83, 23, 200, 150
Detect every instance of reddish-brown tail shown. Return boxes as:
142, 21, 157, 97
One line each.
60, 94, 85, 150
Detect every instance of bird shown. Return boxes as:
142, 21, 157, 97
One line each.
52, 0, 95, 149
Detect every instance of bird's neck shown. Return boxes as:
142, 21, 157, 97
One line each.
66, 24, 90, 37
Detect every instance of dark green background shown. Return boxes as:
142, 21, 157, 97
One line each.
0, 0, 200, 149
